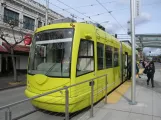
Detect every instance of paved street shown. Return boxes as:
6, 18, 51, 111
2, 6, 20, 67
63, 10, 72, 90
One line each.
0, 87, 35, 120
0, 86, 65, 120
0, 87, 26, 106
0, 74, 26, 90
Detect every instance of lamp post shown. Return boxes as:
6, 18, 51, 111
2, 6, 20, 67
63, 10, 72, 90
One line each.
130, 0, 137, 105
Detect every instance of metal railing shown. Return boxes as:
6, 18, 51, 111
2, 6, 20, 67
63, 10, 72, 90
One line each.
0, 74, 108, 120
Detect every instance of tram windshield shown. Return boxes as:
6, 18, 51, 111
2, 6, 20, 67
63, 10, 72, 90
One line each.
28, 28, 74, 77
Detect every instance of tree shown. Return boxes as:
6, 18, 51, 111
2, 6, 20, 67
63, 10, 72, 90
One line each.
0, 20, 31, 82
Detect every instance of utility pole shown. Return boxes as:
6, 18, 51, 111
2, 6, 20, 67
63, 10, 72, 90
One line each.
130, 0, 137, 105
45, 0, 49, 25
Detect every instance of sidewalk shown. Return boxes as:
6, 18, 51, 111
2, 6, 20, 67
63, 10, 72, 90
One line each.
73, 67, 161, 120
0, 74, 26, 90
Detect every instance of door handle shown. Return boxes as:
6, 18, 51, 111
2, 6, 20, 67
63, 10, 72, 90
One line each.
89, 81, 95, 86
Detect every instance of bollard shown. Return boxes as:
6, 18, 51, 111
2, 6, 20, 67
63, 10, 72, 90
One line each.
65, 88, 69, 120
90, 79, 94, 117
5, 111, 8, 120
5, 108, 12, 120
105, 75, 108, 104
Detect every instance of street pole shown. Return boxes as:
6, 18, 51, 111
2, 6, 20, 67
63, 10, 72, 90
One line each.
130, 0, 137, 105
45, 0, 49, 25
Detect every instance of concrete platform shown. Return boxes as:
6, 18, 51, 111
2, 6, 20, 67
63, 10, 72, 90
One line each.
72, 64, 161, 120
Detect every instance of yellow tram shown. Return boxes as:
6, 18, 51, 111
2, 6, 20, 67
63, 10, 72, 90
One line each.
25, 22, 132, 113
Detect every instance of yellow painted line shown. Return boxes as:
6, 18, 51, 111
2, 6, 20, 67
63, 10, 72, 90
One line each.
8, 82, 25, 85
104, 81, 131, 104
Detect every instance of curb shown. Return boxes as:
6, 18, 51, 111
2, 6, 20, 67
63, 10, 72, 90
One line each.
0, 84, 26, 91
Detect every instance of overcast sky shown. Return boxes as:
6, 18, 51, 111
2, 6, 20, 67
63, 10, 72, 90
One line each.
35, 0, 161, 55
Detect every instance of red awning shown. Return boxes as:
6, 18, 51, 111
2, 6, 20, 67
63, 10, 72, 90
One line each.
0, 45, 8, 53
14, 45, 30, 52
2, 42, 30, 53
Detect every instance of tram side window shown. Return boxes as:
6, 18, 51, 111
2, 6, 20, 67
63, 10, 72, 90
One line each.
105, 45, 112, 68
97, 42, 104, 70
76, 40, 94, 76
114, 48, 119, 67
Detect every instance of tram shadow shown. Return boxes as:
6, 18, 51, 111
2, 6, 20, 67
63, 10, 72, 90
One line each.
37, 101, 101, 120
36, 85, 130, 120
38, 108, 64, 117
36, 93, 110, 120
37, 106, 92, 120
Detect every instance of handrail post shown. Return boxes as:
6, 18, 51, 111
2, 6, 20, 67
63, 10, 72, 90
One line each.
90, 79, 94, 117
105, 75, 108, 104
5, 108, 12, 120
65, 87, 69, 120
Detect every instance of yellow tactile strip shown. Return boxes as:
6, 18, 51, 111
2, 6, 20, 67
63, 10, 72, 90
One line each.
104, 81, 131, 104
104, 69, 144, 104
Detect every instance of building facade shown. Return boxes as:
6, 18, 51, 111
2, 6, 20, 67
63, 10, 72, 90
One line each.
0, 0, 64, 75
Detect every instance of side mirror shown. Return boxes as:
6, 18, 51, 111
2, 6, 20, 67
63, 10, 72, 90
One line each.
24, 34, 32, 45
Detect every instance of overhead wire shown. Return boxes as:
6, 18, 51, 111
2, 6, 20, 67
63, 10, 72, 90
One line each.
42, 0, 85, 21
57, 0, 117, 12
49, 0, 161, 27
56, 0, 99, 23
87, 1, 161, 18
96, 0, 126, 33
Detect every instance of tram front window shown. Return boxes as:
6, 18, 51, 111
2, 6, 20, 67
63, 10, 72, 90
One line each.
28, 28, 74, 77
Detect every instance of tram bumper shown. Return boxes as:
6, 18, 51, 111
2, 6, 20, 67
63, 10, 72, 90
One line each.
25, 89, 91, 113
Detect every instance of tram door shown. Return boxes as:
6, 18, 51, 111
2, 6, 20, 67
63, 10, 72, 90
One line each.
122, 52, 128, 81
124, 52, 128, 80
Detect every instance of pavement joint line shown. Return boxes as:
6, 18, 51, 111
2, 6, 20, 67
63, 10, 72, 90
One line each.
99, 107, 161, 118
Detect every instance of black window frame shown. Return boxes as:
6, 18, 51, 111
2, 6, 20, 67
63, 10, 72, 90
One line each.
28, 28, 75, 78
23, 15, 35, 31
105, 45, 113, 68
114, 48, 119, 67
3, 8, 19, 27
97, 42, 104, 70
76, 39, 95, 77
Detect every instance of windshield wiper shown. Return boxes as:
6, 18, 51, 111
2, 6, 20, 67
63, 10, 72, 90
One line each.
45, 63, 57, 76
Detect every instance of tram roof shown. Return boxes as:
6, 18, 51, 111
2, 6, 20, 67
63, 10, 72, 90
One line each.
36, 22, 120, 42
